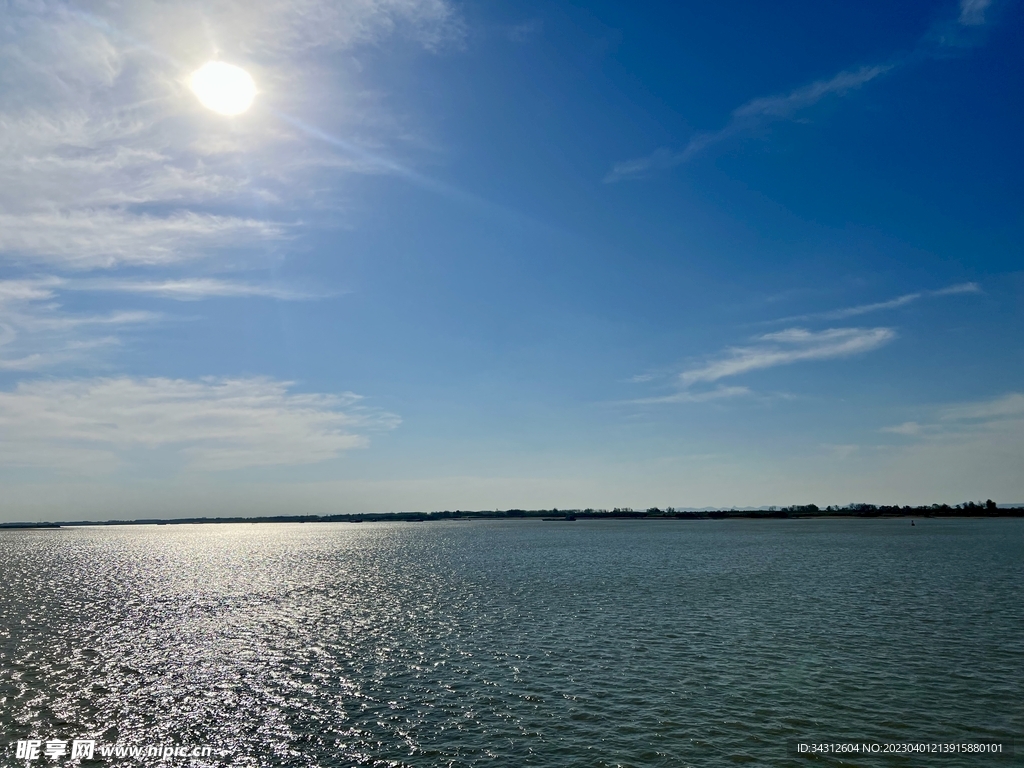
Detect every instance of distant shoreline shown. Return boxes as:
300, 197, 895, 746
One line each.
2, 504, 1022, 529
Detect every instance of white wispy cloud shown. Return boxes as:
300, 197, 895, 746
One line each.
825, 292, 922, 318
881, 421, 924, 436
939, 392, 1024, 423
0, 272, 323, 370
0, 337, 126, 372
680, 327, 895, 387
959, 0, 992, 25
731, 65, 892, 120
0, 211, 283, 270
771, 282, 981, 324
605, 65, 890, 182
605, 0, 995, 183
12, 310, 161, 333
0, 277, 63, 303
0, 377, 400, 472
65, 277, 323, 301
632, 386, 751, 404
933, 282, 982, 297
0, 278, 162, 371
0, 275, 320, 302
113, 0, 464, 57
881, 392, 1024, 444
631, 327, 896, 403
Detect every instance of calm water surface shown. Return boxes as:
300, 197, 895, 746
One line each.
1, 519, 1021, 767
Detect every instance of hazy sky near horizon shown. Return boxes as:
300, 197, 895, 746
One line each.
1, 0, 1022, 520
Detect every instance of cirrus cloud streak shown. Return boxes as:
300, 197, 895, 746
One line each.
605, 65, 890, 182
680, 327, 896, 388
0, 377, 399, 472
605, 0, 994, 183
768, 282, 981, 325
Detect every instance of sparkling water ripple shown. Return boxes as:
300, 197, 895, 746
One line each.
1, 519, 1021, 767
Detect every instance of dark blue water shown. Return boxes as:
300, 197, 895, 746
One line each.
1, 518, 1020, 766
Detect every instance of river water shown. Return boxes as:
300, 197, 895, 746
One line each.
1, 518, 1020, 766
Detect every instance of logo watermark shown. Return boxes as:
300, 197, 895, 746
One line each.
12, 738, 214, 762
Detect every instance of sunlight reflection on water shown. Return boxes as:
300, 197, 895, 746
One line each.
1, 519, 1021, 766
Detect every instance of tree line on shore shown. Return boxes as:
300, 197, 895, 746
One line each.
3, 500, 1021, 528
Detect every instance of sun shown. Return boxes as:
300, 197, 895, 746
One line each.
189, 61, 256, 116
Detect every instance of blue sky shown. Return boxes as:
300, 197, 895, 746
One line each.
1, 0, 1022, 519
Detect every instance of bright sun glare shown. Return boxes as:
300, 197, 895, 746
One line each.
189, 61, 256, 116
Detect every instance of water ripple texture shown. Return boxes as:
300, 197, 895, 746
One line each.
1, 519, 1021, 767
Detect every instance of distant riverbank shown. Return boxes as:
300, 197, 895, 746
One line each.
3, 502, 1021, 528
